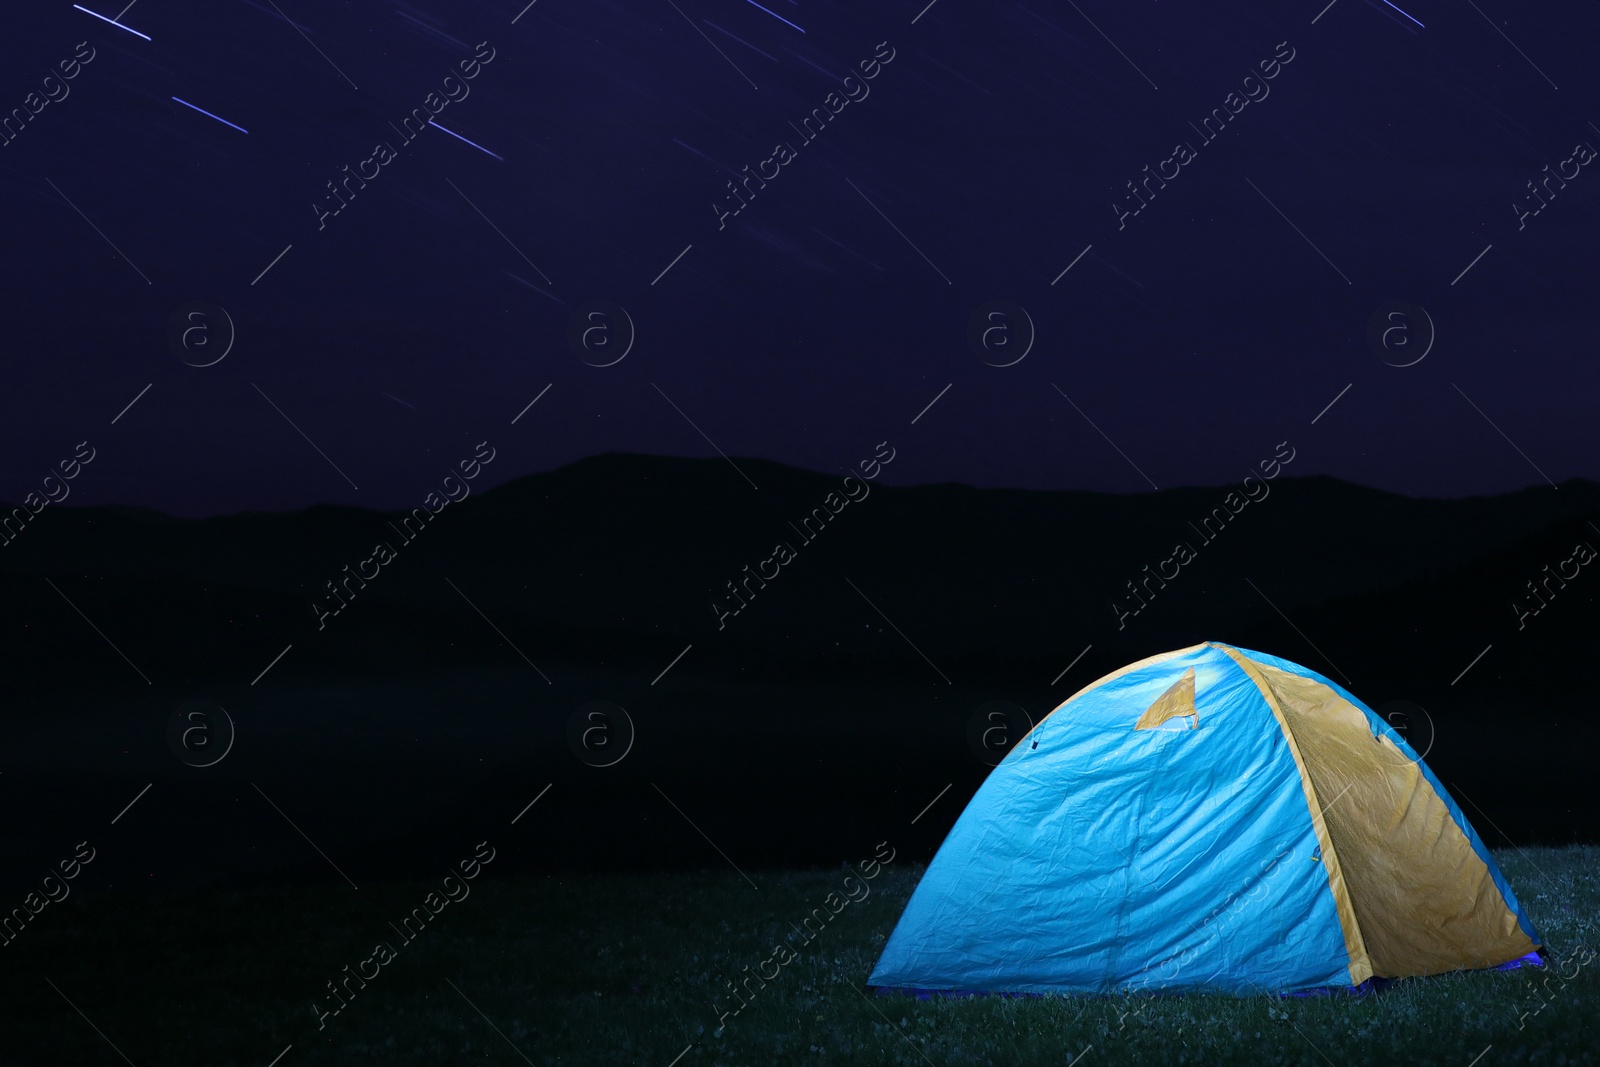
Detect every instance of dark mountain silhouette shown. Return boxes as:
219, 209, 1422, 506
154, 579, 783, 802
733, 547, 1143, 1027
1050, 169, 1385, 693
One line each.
1, 455, 1595, 894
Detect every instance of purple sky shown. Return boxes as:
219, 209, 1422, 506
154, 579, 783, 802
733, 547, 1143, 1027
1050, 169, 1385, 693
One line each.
2, 0, 1595, 516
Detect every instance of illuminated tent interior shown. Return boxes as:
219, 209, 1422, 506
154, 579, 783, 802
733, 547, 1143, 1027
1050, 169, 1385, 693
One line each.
869, 642, 1543, 996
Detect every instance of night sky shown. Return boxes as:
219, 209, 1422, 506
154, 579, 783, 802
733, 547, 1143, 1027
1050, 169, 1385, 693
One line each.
2, 0, 1597, 517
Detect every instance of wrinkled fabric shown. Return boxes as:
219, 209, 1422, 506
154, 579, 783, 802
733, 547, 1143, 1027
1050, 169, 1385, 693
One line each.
867, 642, 1540, 995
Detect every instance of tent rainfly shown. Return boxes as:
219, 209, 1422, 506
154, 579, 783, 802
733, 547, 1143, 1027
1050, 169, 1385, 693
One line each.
868, 642, 1543, 995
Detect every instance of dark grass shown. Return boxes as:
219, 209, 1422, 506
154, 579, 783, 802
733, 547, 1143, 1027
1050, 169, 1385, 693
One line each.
0, 847, 1593, 1065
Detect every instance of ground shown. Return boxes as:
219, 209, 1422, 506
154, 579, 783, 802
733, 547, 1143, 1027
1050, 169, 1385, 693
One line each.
0, 846, 1593, 1065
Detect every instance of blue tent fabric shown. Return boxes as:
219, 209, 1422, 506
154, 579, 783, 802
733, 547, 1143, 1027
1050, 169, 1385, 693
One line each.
867, 642, 1541, 996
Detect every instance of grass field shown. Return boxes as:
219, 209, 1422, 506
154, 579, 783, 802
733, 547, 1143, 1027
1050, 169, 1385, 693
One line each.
0, 846, 1593, 1065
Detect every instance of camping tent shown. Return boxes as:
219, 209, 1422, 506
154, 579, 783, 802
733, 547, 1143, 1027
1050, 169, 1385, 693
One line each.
868, 641, 1542, 995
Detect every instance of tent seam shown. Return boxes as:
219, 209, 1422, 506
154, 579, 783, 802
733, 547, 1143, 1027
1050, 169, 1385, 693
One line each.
1215, 643, 1375, 987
